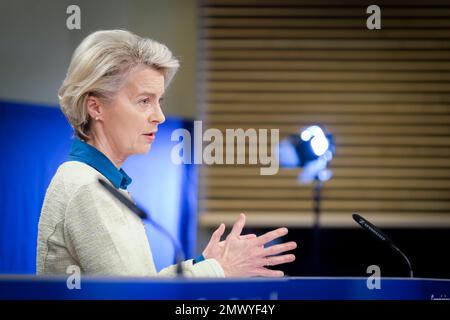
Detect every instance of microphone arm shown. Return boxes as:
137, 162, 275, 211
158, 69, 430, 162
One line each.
98, 178, 185, 277
352, 213, 413, 278
390, 244, 414, 278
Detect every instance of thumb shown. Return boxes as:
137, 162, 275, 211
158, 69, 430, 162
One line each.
210, 223, 225, 244
230, 213, 246, 237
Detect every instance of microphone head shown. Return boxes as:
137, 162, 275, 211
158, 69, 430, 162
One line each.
352, 213, 393, 245
352, 214, 368, 227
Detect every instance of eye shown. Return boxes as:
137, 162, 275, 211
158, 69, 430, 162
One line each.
139, 97, 150, 105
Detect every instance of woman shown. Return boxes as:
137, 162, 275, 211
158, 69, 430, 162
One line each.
37, 29, 297, 277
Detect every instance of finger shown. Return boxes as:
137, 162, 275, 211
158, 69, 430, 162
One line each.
264, 241, 297, 256
210, 223, 225, 244
254, 268, 284, 277
240, 233, 257, 240
254, 227, 288, 246
229, 213, 246, 238
264, 254, 296, 267
241, 234, 260, 248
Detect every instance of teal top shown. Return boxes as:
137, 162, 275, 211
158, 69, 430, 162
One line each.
67, 138, 132, 190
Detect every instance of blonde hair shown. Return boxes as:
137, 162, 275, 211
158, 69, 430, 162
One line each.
58, 29, 180, 139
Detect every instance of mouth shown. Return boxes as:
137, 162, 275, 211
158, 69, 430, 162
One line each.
142, 131, 157, 141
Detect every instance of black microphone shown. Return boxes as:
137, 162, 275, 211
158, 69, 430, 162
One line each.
98, 178, 185, 276
352, 213, 413, 278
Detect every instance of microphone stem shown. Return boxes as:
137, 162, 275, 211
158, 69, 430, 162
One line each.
392, 244, 413, 278
146, 217, 185, 277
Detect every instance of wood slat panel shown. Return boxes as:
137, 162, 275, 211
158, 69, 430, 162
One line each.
201, 167, 450, 178
204, 28, 450, 39
207, 49, 450, 60
198, 157, 450, 167
203, 0, 450, 7
331, 157, 450, 167
203, 188, 450, 200
206, 103, 450, 113
200, 177, 450, 189
199, 124, 450, 136
203, 18, 450, 28
207, 81, 450, 92
205, 60, 450, 70
201, 7, 450, 18
203, 39, 450, 49
338, 146, 450, 157
198, 0, 450, 227
200, 199, 450, 211
199, 212, 450, 228
205, 71, 450, 82
205, 113, 450, 124
193, 146, 450, 157
204, 92, 450, 103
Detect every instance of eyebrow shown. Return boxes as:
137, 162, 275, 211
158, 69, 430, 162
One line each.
136, 91, 165, 99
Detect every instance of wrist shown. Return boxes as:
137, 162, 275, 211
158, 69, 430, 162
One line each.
192, 254, 205, 265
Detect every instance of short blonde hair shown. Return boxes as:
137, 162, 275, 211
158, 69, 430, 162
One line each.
58, 29, 180, 140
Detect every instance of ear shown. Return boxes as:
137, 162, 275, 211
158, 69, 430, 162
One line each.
86, 95, 103, 120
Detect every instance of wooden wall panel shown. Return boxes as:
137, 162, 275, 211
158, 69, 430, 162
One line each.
197, 0, 450, 227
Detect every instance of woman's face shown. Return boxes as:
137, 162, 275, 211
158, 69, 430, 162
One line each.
100, 65, 166, 156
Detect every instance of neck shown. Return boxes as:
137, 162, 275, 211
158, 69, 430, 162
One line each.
85, 134, 127, 169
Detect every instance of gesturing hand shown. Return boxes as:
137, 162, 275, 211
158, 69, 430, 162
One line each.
202, 213, 297, 277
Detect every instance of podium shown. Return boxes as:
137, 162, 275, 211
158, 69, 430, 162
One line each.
0, 276, 449, 300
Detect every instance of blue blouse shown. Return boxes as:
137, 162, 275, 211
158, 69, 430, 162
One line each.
67, 138, 132, 190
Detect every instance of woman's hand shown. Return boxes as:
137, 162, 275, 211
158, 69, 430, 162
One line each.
202, 213, 297, 277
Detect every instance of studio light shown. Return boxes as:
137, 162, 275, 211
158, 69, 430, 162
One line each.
279, 125, 335, 183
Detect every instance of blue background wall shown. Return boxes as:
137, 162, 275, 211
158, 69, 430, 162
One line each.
0, 100, 197, 274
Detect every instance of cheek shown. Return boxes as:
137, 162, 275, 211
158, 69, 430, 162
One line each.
116, 103, 138, 130
107, 103, 140, 140
107, 99, 151, 152
127, 113, 150, 147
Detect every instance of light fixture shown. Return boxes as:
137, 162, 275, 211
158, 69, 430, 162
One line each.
279, 125, 335, 183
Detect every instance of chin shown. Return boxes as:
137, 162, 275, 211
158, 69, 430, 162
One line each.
142, 143, 152, 154
132, 144, 152, 155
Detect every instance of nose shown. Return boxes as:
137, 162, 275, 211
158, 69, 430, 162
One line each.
151, 103, 165, 125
